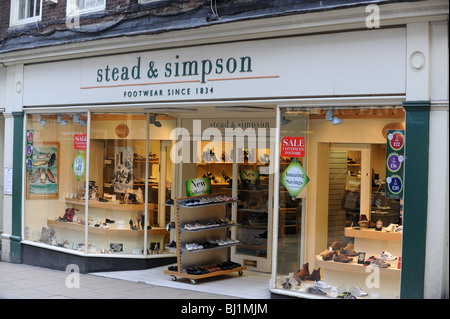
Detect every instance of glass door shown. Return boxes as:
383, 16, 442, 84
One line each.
231, 139, 274, 273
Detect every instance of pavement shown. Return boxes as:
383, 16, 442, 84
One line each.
0, 260, 242, 300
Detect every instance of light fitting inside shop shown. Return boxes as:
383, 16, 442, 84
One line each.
57, 114, 68, 126
150, 114, 162, 127
325, 109, 343, 125
73, 114, 86, 127
38, 115, 47, 126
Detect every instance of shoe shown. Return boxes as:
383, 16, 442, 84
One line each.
30, 168, 41, 183
330, 241, 343, 251
319, 248, 331, 256
341, 244, 359, 257
385, 223, 398, 232
314, 280, 332, 290
380, 251, 397, 261
363, 256, 377, 266
333, 254, 353, 263
167, 240, 176, 248
296, 263, 310, 280
371, 259, 391, 268
165, 198, 174, 205
305, 268, 321, 281
337, 291, 357, 299
307, 286, 327, 296
350, 286, 368, 297
368, 220, 376, 228
105, 218, 115, 224
322, 251, 336, 261
394, 225, 403, 233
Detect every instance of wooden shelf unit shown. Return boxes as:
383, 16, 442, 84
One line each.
163, 193, 246, 284
344, 227, 402, 242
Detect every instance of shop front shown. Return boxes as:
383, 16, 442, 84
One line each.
3, 18, 447, 298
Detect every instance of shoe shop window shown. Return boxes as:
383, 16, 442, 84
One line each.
273, 106, 405, 299
23, 112, 175, 257
24, 113, 88, 251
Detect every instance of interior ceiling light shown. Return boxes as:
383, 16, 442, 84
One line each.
73, 114, 86, 127
38, 115, 47, 126
325, 109, 343, 125
150, 114, 162, 127
57, 114, 68, 126
281, 111, 292, 125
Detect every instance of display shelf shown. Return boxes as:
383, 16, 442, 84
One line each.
165, 193, 246, 284
65, 198, 147, 211
344, 227, 402, 242
180, 241, 241, 253
180, 223, 240, 232
315, 255, 400, 278
47, 219, 169, 237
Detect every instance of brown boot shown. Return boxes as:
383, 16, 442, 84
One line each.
297, 262, 310, 280
322, 251, 336, 261
306, 268, 321, 281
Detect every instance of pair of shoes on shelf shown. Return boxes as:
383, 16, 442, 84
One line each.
333, 254, 353, 263
340, 243, 359, 257
217, 261, 241, 270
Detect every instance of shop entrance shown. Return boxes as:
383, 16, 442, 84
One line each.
176, 114, 275, 273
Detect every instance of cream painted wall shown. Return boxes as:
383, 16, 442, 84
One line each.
305, 117, 405, 264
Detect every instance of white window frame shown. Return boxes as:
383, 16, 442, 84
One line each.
66, 0, 106, 17
10, 0, 43, 26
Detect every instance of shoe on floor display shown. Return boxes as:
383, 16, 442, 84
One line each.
314, 280, 332, 290
350, 286, 368, 297
307, 286, 327, 296
306, 268, 321, 281
337, 291, 357, 299
380, 251, 397, 261
333, 254, 353, 263
296, 263, 310, 280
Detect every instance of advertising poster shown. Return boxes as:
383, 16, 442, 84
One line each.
385, 130, 405, 199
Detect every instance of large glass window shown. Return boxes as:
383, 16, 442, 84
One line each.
24, 113, 88, 251
10, 0, 42, 25
273, 106, 405, 299
24, 112, 175, 257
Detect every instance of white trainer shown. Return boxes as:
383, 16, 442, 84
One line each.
380, 251, 397, 261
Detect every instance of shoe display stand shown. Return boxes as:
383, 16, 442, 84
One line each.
313, 226, 402, 298
163, 193, 246, 284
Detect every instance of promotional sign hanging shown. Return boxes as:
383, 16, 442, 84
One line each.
281, 159, 310, 199
26, 130, 34, 172
72, 151, 86, 182
186, 177, 212, 197
281, 136, 305, 158
74, 134, 87, 150
385, 130, 405, 198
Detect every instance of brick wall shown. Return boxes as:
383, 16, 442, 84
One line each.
0, 0, 207, 44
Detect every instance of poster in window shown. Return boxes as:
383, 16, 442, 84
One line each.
26, 142, 59, 199
114, 146, 134, 193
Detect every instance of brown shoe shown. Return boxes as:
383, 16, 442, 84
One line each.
322, 251, 336, 261
333, 254, 353, 263
306, 268, 321, 281
330, 241, 343, 250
